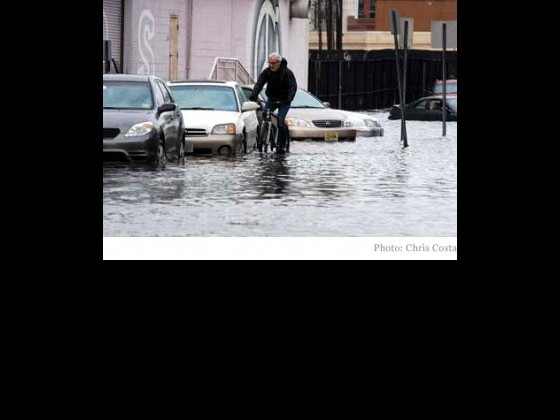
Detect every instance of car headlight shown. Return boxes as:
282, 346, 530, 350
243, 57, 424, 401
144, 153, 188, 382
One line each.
365, 119, 381, 128
285, 117, 312, 128
344, 117, 363, 127
125, 122, 155, 137
212, 123, 236, 134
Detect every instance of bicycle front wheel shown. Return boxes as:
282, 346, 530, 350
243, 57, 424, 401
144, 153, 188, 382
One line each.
259, 122, 270, 153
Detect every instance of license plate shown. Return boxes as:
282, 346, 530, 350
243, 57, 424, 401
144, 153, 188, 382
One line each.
324, 132, 339, 142
186, 142, 194, 153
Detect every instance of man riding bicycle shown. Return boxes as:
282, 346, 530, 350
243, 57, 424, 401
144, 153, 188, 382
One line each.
249, 53, 297, 154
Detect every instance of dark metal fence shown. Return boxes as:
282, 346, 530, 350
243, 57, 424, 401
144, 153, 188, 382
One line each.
308, 49, 457, 110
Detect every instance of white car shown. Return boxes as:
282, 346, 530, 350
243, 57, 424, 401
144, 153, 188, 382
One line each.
335, 109, 384, 137
168, 80, 260, 156
254, 88, 383, 141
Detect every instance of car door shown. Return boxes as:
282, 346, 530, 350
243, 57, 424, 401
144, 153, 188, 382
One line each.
407, 99, 428, 120
236, 85, 258, 149
242, 86, 262, 126
426, 99, 444, 121
155, 80, 182, 155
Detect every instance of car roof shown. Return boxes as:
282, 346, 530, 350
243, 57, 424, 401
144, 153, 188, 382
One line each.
103, 74, 155, 82
416, 95, 456, 101
168, 79, 238, 87
434, 79, 457, 84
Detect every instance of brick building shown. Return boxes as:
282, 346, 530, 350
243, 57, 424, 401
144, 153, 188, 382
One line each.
309, 0, 457, 50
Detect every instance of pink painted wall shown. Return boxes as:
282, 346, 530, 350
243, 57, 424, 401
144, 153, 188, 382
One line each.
120, 0, 309, 88
189, 0, 255, 79
123, 0, 189, 78
189, 0, 309, 89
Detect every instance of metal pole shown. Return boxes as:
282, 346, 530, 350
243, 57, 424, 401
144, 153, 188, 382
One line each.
338, 60, 342, 109
393, 35, 407, 147
111, 58, 120, 74
390, 9, 407, 147
315, 60, 320, 97
389, 9, 408, 147
442, 22, 447, 136
402, 20, 409, 147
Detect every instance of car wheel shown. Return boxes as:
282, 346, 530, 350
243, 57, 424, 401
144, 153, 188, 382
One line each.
152, 141, 167, 169
177, 140, 185, 165
257, 134, 263, 152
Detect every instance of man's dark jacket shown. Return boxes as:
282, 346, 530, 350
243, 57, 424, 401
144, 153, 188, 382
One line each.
250, 58, 297, 103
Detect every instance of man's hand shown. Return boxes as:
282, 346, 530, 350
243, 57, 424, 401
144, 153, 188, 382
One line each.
249, 94, 258, 102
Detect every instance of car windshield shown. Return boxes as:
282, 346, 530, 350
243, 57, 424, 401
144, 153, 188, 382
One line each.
445, 97, 457, 112
434, 83, 457, 94
169, 85, 238, 112
103, 81, 154, 110
260, 89, 325, 108
291, 89, 325, 108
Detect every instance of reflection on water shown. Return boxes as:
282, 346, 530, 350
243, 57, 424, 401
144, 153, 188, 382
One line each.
103, 114, 457, 237
256, 155, 290, 198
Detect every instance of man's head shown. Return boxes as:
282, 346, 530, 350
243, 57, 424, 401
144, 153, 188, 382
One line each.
268, 53, 282, 72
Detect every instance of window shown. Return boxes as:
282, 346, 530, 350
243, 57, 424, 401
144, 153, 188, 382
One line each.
103, 81, 154, 110
429, 100, 442, 111
369, 0, 376, 19
236, 85, 249, 104
242, 87, 255, 101
358, 0, 376, 19
414, 100, 428, 110
156, 80, 172, 103
169, 85, 238, 112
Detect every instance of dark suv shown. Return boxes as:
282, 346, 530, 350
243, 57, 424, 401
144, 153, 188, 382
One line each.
103, 74, 185, 167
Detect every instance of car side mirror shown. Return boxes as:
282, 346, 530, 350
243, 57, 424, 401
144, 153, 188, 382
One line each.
157, 102, 176, 116
242, 101, 259, 112
323, 102, 331, 108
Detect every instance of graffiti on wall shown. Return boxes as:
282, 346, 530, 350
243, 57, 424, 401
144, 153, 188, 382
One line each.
252, 0, 281, 80
137, 9, 155, 75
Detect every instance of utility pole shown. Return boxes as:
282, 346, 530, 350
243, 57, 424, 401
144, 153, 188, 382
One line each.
390, 9, 408, 147
317, 0, 323, 50
442, 22, 447, 136
326, 0, 333, 50
336, 0, 343, 50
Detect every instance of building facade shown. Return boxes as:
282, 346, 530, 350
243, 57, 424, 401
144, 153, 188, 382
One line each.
309, 0, 457, 50
103, 0, 310, 88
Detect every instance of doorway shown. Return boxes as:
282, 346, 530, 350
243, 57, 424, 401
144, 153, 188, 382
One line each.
169, 15, 179, 81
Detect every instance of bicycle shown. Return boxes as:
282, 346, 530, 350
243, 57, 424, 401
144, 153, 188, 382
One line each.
257, 101, 290, 154
257, 101, 277, 153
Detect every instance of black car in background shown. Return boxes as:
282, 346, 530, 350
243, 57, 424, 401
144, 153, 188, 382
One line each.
103, 74, 185, 167
388, 96, 457, 122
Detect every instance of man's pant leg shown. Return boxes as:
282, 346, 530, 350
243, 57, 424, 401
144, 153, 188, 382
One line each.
276, 103, 291, 149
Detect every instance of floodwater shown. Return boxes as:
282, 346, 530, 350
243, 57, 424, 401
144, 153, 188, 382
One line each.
103, 113, 457, 237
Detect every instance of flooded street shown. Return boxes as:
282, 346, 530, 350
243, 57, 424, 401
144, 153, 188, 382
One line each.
103, 113, 457, 237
